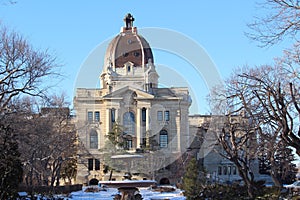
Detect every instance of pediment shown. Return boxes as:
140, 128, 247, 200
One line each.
103, 86, 154, 99
124, 61, 134, 67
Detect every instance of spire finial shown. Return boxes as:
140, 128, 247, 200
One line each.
124, 13, 134, 29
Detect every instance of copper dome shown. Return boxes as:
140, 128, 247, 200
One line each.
104, 14, 154, 69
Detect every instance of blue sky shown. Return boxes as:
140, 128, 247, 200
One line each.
0, 0, 291, 114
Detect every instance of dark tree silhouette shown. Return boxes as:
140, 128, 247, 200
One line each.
0, 123, 23, 199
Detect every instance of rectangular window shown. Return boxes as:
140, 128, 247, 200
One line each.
228, 166, 232, 175
223, 166, 227, 175
232, 166, 237, 175
218, 166, 222, 175
160, 134, 168, 148
111, 109, 115, 123
87, 111, 93, 122
88, 159, 93, 171
127, 65, 131, 72
157, 111, 163, 121
126, 140, 133, 149
95, 159, 100, 170
142, 108, 146, 122
94, 111, 100, 122
164, 111, 170, 121
90, 131, 98, 149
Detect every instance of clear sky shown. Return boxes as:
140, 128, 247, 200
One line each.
0, 0, 291, 114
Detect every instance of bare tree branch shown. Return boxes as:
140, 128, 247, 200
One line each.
0, 25, 60, 113
247, 0, 300, 47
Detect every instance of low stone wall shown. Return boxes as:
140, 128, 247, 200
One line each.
18, 184, 82, 194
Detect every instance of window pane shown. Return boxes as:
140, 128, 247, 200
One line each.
90, 130, 98, 149
218, 166, 222, 175
88, 159, 93, 171
111, 109, 115, 122
94, 111, 100, 122
123, 112, 135, 135
159, 130, 168, 148
223, 166, 227, 175
157, 111, 163, 121
127, 65, 131, 72
228, 166, 231, 175
95, 159, 100, 170
142, 108, 146, 122
88, 111, 93, 122
126, 139, 133, 149
164, 111, 170, 121
232, 166, 237, 175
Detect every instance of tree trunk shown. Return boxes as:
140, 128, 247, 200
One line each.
269, 156, 282, 187
109, 169, 113, 181
235, 161, 255, 199
55, 163, 62, 186
240, 170, 254, 199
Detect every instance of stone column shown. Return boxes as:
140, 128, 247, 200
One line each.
136, 108, 141, 148
145, 108, 150, 148
106, 109, 110, 133
176, 109, 181, 152
115, 108, 118, 122
146, 108, 150, 132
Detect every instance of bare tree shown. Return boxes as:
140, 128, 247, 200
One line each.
247, 0, 300, 47
210, 64, 300, 196
215, 64, 300, 154
258, 124, 296, 186
14, 95, 76, 188
238, 65, 300, 156
0, 25, 60, 197
246, 1, 300, 154
210, 80, 259, 198
0, 25, 59, 113
217, 115, 258, 198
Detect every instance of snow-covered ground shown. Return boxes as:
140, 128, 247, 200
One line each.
69, 186, 186, 200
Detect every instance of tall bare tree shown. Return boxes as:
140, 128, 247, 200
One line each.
215, 64, 300, 154
0, 24, 59, 197
210, 77, 260, 198
247, 0, 300, 158
247, 0, 300, 47
220, 116, 258, 198
210, 63, 299, 196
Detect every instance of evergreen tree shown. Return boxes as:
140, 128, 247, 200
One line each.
182, 158, 203, 200
105, 122, 126, 150
101, 123, 127, 180
0, 123, 23, 199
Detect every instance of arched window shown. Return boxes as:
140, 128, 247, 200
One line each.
123, 112, 135, 136
159, 130, 168, 148
90, 129, 98, 149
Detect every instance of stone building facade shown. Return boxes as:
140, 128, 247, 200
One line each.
74, 14, 191, 184
74, 14, 266, 185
